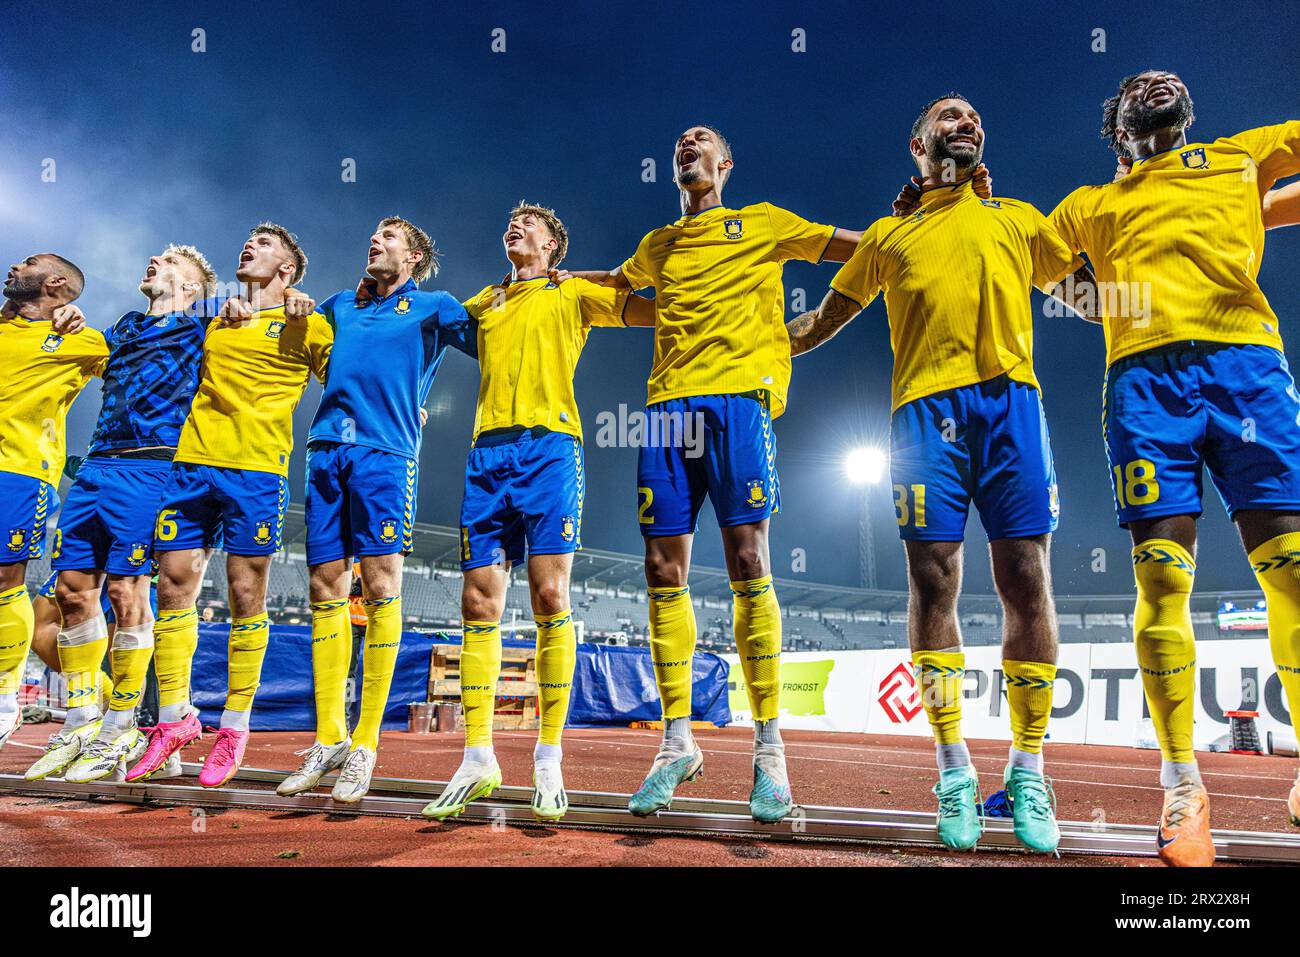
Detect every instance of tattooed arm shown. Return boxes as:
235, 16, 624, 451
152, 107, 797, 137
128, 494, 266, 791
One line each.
786, 289, 864, 356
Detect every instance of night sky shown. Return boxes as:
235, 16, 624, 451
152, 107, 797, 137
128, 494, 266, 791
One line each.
3, 0, 1297, 595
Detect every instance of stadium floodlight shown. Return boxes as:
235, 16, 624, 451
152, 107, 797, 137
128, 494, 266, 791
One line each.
844, 446, 887, 485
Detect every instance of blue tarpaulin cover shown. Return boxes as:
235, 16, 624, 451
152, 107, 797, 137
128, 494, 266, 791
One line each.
190, 623, 730, 730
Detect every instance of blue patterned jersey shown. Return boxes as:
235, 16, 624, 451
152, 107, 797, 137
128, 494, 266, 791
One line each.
88, 300, 216, 455
308, 279, 476, 459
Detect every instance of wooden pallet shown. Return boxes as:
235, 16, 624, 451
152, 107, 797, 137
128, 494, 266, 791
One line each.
428, 645, 539, 731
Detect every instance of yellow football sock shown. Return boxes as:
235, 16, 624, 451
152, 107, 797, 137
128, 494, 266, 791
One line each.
1003, 659, 1056, 754
648, 585, 696, 720
154, 607, 199, 711
107, 618, 155, 714
535, 609, 577, 746
1249, 532, 1300, 752
460, 620, 501, 747
913, 649, 965, 745
732, 576, 782, 721
57, 615, 109, 718
1132, 540, 1197, 764
96, 669, 116, 711
309, 598, 351, 746
225, 612, 270, 714
0, 586, 35, 698
353, 596, 402, 751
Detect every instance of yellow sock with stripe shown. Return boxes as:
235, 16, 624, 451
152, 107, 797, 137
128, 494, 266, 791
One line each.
154, 607, 199, 723
0, 585, 35, 712
535, 609, 577, 749
58, 614, 109, 726
1249, 532, 1300, 762
1132, 540, 1198, 771
353, 596, 402, 751
309, 598, 352, 746
1003, 659, 1056, 768
107, 617, 155, 719
648, 585, 696, 721
96, 670, 115, 712
913, 649, 965, 744
731, 576, 782, 721
460, 620, 501, 748
223, 612, 270, 729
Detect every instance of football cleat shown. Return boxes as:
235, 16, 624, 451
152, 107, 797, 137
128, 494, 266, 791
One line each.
24, 718, 103, 780
198, 726, 249, 788
277, 739, 351, 796
331, 746, 377, 804
1156, 776, 1215, 867
125, 712, 202, 782
422, 759, 503, 820
933, 765, 984, 851
628, 742, 704, 817
531, 762, 569, 822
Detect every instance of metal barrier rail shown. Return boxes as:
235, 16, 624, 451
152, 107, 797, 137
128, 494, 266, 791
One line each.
3, 766, 1299, 864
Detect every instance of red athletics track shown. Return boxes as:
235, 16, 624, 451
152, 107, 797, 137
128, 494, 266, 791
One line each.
1, 724, 1295, 866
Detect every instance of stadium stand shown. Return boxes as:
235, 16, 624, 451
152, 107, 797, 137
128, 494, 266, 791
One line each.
26, 505, 1267, 650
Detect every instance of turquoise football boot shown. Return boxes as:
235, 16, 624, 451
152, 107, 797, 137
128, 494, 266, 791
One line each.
1005, 764, 1061, 854
932, 765, 983, 850
628, 744, 704, 816
750, 744, 795, 823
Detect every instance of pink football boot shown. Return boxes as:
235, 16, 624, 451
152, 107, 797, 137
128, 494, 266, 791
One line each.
198, 726, 249, 788
124, 711, 201, 782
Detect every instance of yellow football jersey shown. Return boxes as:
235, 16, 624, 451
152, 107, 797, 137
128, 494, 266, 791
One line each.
0, 314, 108, 484
177, 306, 332, 475
463, 276, 629, 442
830, 183, 1079, 411
1049, 122, 1300, 367
619, 202, 835, 416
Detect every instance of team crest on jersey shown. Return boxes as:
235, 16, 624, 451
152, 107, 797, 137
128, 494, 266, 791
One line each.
395, 296, 411, 315
746, 479, 767, 509
264, 320, 286, 340
126, 543, 149, 567
40, 333, 64, 353
724, 218, 744, 240
1181, 148, 1209, 169
154, 316, 172, 328
980, 199, 1002, 209
6, 529, 27, 552
910, 209, 926, 223
379, 519, 398, 544
560, 515, 576, 543
253, 521, 273, 546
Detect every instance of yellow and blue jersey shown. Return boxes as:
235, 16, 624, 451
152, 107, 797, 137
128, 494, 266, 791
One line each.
176, 304, 333, 476
462, 275, 628, 442
830, 182, 1080, 411
1048, 122, 1300, 366
619, 202, 835, 416
308, 279, 475, 459
89, 300, 217, 454
0, 313, 108, 485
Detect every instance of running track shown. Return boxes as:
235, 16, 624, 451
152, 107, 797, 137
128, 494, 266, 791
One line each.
2, 724, 1295, 866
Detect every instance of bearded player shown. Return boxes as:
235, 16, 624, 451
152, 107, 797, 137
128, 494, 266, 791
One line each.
1047, 72, 1300, 865
125, 224, 332, 787
274, 217, 475, 803
421, 203, 653, 822
0, 254, 106, 751
25, 246, 217, 782
786, 96, 1098, 853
